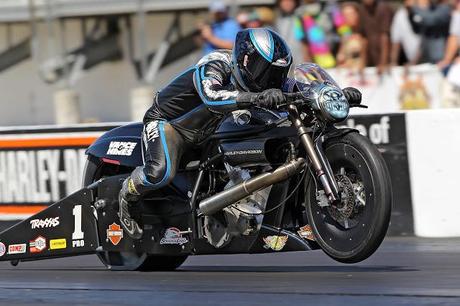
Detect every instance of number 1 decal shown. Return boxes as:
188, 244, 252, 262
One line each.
72, 205, 84, 240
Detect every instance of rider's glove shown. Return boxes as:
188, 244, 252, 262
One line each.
342, 87, 362, 106
236, 89, 286, 109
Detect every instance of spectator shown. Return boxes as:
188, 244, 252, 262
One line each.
200, 1, 241, 55
236, 10, 250, 28
358, 0, 393, 73
439, 1, 460, 108
408, 0, 451, 63
390, 0, 422, 66
296, 0, 339, 68
253, 7, 276, 28
274, 0, 308, 66
337, 2, 367, 77
237, 7, 275, 29
438, 0, 460, 68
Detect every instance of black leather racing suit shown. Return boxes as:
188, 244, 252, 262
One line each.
128, 50, 296, 196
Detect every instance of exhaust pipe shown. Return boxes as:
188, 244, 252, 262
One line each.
199, 158, 305, 216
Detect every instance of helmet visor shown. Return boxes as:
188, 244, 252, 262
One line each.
243, 57, 291, 92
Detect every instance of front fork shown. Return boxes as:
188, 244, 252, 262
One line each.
288, 105, 340, 203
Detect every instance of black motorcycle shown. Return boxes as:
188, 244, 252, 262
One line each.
0, 64, 391, 271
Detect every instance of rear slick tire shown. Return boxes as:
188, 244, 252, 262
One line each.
82, 155, 188, 271
305, 132, 392, 263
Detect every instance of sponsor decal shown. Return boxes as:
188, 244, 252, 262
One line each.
145, 121, 160, 142
106, 141, 137, 156
297, 225, 315, 241
127, 179, 138, 195
30, 217, 60, 229
106, 223, 123, 246
160, 227, 188, 246
49, 238, 66, 250
72, 240, 85, 248
0, 242, 5, 257
263, 235, 288, 251
29, 236, 47, 253
8, 243, 26, 254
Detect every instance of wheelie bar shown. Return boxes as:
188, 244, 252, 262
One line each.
0, 187, 99, 263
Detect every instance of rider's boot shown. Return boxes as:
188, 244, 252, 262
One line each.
118, 177, 143, 239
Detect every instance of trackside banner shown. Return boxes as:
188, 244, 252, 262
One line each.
0, 124, 118, 220
341, 113, 413, 236
0, 117, 412, 235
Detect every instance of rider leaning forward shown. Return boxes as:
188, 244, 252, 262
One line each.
118, 28, 362, 239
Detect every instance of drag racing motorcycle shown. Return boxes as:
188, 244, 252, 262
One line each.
0, 64, 391, 271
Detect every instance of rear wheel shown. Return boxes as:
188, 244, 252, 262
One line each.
83, 155, 188, 271
96, 251, 187, 271
305, 132, 392, 263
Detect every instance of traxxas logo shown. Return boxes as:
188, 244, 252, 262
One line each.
30, 217, 60, 229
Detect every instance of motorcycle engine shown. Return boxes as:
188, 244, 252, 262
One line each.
204, 163, 271, 248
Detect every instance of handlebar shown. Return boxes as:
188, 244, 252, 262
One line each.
279, 91, 312, 108
283, 91, 306, 102
283, 90, 367, 109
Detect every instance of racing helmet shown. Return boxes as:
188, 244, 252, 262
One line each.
232, 28, 292, 92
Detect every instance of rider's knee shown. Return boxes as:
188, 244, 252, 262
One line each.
143, 163, 171, 186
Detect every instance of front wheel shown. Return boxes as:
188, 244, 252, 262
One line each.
305, 132, 392, 263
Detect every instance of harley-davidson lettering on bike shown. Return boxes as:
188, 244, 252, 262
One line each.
0, 63, 391, 271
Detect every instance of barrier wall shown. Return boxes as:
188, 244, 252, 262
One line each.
0, 110, 458, 237
406, 109, 460, 237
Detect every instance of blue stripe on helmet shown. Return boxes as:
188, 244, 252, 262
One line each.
249, 29, 273, 62
268, 30, 274, 61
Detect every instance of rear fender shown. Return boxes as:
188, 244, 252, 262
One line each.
86, 122, 144, 168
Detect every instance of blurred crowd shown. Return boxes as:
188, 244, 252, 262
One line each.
197, 0, 460, 75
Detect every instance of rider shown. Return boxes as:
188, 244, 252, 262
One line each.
119, 28, 362, 239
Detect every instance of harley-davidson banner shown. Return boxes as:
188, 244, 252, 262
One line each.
0, 124, 117, 220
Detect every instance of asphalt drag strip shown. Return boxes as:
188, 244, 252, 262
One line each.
0, 237, 459, 306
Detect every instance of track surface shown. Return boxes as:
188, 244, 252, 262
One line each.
0, 237, 459, 305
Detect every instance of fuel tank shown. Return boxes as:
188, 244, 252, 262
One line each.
215, 110, 296, 167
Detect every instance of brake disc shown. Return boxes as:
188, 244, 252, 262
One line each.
326, 172, 362, 229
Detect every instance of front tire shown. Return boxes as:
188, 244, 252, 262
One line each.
83, 155, 188, 271
305, 132, 392, 263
